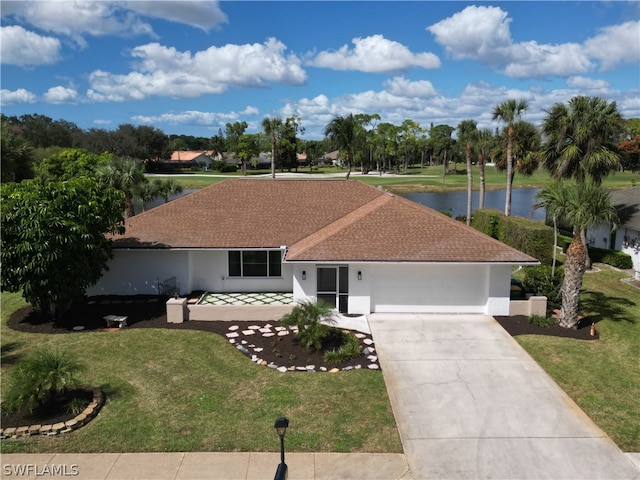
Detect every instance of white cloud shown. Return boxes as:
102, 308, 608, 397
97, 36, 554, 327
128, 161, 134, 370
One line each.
566, 76, 610, 91
426, 5, 640, 79
86, 38, 306, 102
126, 1, 228, 32
584, 21, 640, 71
132, 107, 259, 126
427, 6, 513, 64
44, 86, 79, 104
383, 76, 437, 98
1, 1, 227, 48
0, 25, 61, 66
309, 34, 440, 73
0, 88, 37, 106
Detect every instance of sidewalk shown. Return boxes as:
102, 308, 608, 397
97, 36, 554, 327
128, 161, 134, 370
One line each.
1, 452, 409, 480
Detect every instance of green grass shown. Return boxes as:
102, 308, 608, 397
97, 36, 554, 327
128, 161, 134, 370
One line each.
152, 166, 640, 193
0, 292, 401, 454
515, 268, 640, 452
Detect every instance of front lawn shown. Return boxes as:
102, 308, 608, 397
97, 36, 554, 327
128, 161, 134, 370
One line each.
0, 292, 401, 454
515, 268, 640, 452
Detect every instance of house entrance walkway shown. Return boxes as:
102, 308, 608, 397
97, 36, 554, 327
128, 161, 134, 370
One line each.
368, 313, 639, 479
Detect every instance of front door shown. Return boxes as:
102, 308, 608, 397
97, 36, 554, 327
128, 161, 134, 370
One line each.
316, 266, 348, 313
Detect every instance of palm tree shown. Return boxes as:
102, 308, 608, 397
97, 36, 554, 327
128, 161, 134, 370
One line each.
457, 119, 478, 225
535, 179, 619, 328
262, 116, 283, 178
492, 99, 529, 216
542, 96, 623, 185
324, 114, 357, 180
96, 157, 146, 218
153, 178, 183, 203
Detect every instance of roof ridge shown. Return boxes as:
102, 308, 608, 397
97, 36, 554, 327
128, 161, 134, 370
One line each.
286, 191, 392, 260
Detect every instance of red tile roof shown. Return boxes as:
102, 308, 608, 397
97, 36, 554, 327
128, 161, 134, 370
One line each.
113, 179, 538, 264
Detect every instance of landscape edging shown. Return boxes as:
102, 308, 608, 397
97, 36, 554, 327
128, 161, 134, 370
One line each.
1, 387, 104, 440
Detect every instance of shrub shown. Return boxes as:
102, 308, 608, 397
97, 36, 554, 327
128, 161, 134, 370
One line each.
324, 332, 363, 364
2, 349, 83, 414
589, 247, 633, 269
529, 314, 558, 328
280, 300, 336, 351
522, 266, 564, 310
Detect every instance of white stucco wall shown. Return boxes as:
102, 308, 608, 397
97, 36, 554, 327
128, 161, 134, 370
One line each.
90, 249, 294, 296
88, 249, 189, 296
290, 262, 513, 316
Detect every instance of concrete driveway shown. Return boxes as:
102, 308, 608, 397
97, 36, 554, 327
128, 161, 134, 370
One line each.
368, 313, 639, 479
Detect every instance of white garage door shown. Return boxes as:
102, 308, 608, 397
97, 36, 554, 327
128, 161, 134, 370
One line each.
371, 264, 488, 313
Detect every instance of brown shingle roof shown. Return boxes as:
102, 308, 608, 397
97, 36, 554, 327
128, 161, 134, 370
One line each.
113, 179, 538, 264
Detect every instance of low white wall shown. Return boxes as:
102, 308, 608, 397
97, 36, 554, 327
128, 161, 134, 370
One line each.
509, 296, 548, 317
186, 304, 294, 321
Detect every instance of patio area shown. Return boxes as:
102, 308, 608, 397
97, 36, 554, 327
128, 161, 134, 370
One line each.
196, 292, 294, 306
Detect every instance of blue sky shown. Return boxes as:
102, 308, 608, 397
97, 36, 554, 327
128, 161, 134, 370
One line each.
1, 1, 639, 140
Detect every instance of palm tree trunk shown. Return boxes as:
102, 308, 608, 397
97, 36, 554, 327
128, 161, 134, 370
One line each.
479, 153, 485, 209
466, 143, 472, 225
559, 235, 587, 328
505, 129, 513, 216
271, 137, 276, 179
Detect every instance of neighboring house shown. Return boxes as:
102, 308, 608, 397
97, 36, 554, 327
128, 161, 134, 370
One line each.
320, 150, 342, 167
588, 187, 640, 280
168, 151, 213, 169
89, 179, 538, 315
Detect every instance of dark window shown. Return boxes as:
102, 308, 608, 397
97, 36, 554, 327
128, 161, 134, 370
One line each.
269, 251, 282, 277
228, 250, 282, 278
228, 251, 241, 277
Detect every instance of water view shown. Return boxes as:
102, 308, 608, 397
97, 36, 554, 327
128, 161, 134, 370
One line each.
403, 188, 545, 221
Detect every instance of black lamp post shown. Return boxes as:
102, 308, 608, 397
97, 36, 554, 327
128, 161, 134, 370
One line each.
274, 416, 289, 480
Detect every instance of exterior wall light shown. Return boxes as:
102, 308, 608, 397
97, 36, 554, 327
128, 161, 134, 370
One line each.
302, 270, 306, 280
358, 271, 362, 280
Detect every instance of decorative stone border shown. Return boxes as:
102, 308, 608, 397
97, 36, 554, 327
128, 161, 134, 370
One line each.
1, 387, 104, 440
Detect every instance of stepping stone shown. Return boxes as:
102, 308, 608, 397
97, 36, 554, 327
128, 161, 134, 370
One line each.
228, 325, 239, 331
254, 348, 263, 353
241, 340, 248, 345
242, 330, 256, 335
306, 365, 315, 370
72, 326, 85, 331
259, 328, 272, 333
363, 338, 374, 345
355, 333, 366, 338
263, 333, 275, 337
277, 366, 288, 373
363, 347, 375, 355
368, 364, 380, 370
248, 325, 260, 330
277, 331, 289, 336
225, 332, 239, 338
367, 355, 378, 362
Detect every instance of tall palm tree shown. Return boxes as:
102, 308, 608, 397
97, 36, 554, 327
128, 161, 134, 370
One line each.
262, 116, 283, 179
457, 120, 478, 225
324, 114, 357, 180
96, 157, 146, 218
535, 179, 619, 328
542, 96, 623, 185
492, 99, 529, 216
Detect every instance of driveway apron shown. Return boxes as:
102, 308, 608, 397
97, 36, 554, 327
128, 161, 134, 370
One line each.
368, 313, 639, 479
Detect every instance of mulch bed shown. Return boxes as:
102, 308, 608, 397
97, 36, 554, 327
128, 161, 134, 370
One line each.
1, 389, 94, 430
6, 295, 378, 372
494, 315, 599, 340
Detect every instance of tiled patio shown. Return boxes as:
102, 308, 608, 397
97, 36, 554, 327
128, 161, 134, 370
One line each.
197, 292, 294, 306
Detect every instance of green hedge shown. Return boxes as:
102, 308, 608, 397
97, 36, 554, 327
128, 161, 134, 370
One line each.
522, 266, 564, 310
471, 209, 554, 265
557, 234, 632, 269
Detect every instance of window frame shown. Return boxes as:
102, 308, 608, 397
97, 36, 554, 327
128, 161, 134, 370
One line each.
227, 250, 283, 278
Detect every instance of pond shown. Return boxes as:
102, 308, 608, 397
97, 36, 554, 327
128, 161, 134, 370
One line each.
402, 188, 545, 221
